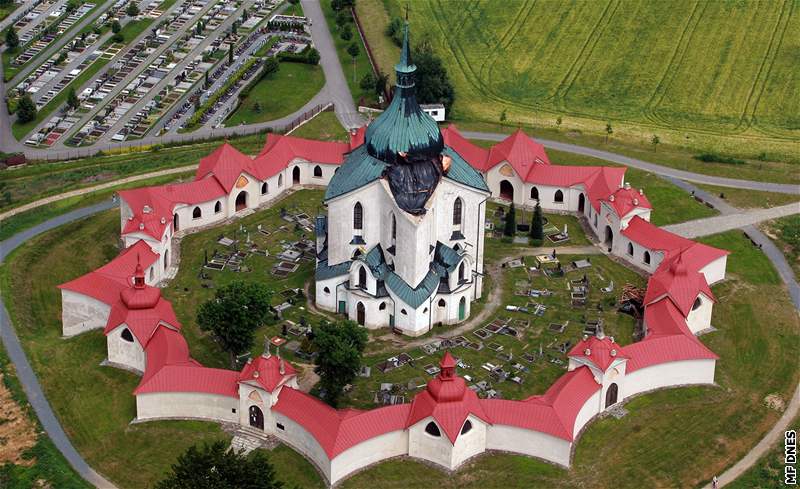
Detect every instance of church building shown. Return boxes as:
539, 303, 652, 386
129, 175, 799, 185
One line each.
314, 24, 490, 335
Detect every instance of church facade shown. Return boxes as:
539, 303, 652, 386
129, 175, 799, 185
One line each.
314, 26, 489, 335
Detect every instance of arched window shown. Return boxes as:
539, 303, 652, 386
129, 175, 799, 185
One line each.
313, 165, 322, 177
149, 267, 154, 282
261, 182, 268, 195
458, 262, 466, 283
391, 214, 397, 241
278, 174, 283, 187
554, 189, 564, 203
692, 297, 702, 311
530, 186, 539, 200
192, 206, 201, 219
121, 328, 134, 342
643, 251, 651, 265
352, 249, 362, 259
627, 242, 633, 256
438, 299, 446, 307
425, 421, 441, 437
461, 420, 472, 435
214, 201, 221, 213
358, 266, 367, 289
379, 302, 387, 310
353, 202, 363, 230
453, 198, 462, 226
323, 287, 330, 294
401, 308, 407, 315
594, 214, 598, 227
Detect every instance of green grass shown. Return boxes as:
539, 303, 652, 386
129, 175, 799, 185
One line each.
225, 62, 325, 126
289, 110, 348, 141
761, 214, 800, 278
0, 346, 91, 489
728, 417, 799, 489
360, 0, 799, 168
695, 183, 800, 209
321, 0, 377, 106
283, 2, 304, 17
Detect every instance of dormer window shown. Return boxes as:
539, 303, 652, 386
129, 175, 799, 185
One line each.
121, 328, 134, 342
425, 421, 441, 437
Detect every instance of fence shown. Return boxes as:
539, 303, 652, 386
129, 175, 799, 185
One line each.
24, 103, 334, 163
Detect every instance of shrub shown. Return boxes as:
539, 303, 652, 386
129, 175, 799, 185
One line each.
693, 152, 745, 165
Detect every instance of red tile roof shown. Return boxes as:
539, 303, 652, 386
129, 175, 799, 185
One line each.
134, 365, 240, 397
273, 386, 410, 458
568, 335, 628, 371
58, 240, 159, 304
238, 354, 297, 392
607, 186, 652, 217
644, 254, 715, 316
197, 143, 256, 192
623, 330, 718, 373
622, 216, 729, 271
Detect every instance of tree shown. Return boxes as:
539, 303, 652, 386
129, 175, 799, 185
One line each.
386, 17, 403, 47
0, 0, 12, 7
374, 71, 389, 99
306, 48, 320, 65
126, 1, 140, 17
605, 122, 613, 143
66, 87, 80, 110
66, 0, 79, 13
530, 201, 543, 241
359, 72, 375, 92
413, 42, 455, 111
347, 42, 359, 83
651, 134, 660, 152
16, 95, 37, 123
556, 116, 562, 129
339, 24, 353, 41
228, 43, 234, 64
155, 441, 284, 489
503, 203, 516, 237
197, 281, 273, 367
4, 27, 19, 51
500, 109, 507, 122
288, 0, 299, 4
312, 321, 367, 406
334, 9, 350, 28
111, 20, 122, 34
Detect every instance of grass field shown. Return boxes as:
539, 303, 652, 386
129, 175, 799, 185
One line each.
728, 417, 799, 489
225, 62, 325, 126
696, 183, 800, 209
357, 0, 800, 165
289, 110, 348, 141
760, 214, 800, 278
2, 181, 798, 488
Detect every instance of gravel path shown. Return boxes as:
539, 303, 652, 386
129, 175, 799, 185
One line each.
662, 202, 800, 239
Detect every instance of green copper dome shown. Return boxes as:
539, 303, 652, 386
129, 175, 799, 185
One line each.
365, 22, 443, 163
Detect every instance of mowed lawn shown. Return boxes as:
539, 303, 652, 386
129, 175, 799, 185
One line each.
225, 62, 325, 126
359, 0, 799, 162
2, 175, 798, 489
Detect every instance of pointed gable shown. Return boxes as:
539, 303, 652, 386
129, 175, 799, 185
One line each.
486, 129, 551, 179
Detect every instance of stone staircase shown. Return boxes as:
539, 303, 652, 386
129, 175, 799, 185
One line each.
229, 426, 277, 455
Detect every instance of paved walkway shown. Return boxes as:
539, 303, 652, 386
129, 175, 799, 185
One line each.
0, 201, 119, 488
662, 202, 800, 239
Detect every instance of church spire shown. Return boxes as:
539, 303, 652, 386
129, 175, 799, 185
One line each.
394, 21, 415, 88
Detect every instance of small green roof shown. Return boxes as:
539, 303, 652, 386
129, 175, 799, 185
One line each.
443, 147, 490, 193
315, 260, 351, 281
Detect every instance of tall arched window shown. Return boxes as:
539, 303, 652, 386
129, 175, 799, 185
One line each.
530, 186, 539, 200
453, 198, 463, 226
692, 296, 702, 311
391, 214, 397, 241
358, 266, 367, 289
313, 165, 322, 177
458, 262, 466, 283
261, 182, 268, 195
643, 251, 651, 265
627, 242, 633, 256
353, 202, 363, 230
278, 174, 283, 187
214, 201, 221, 213
192, 206, 201, 219
554, 189, 564, 203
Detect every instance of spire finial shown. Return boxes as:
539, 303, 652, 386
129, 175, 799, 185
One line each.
133, 253, 145, 288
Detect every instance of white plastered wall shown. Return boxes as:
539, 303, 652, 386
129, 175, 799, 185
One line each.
484, 424, 572, 467
330, 430, 408, 485
135, 392, 238, 422
60, 290, 111, 337
623, 359, 716, 398
106, 324, 146, 372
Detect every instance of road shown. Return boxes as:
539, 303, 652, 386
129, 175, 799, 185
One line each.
662, 202, 800, 239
